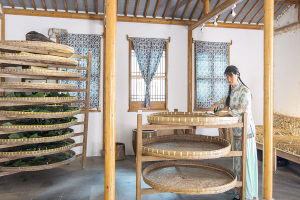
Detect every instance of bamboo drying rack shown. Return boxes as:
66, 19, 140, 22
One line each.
136, 112, 248, 200
0, 43, 92, 177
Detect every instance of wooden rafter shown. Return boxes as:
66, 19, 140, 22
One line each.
172, 0, 182, 19
53, 0, 57, 11
20, 0, 26, 9
63, 0, 68, 12
144, 0, 150, 17
248, 4, 263, 24
232, 0, 251, 23
74, 0, 78, 13
153, 0, 161, 18
95, 0, 98, 14
163, 0, 171, 19
135, 0, 140, 17
181, 0, 192, 20
213, 0, 223, 21
274, 2, 287, 15
256, 1, 279, 24
85, 0, 88, 14
8, 0, 14, 8
189, 0, 201, 20
31, 0, 36, 10
125, 0, 129, 16
240, 0, 261, 24
42, 0, 47, 11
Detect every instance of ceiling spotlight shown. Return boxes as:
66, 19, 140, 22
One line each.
231, 9, 236, 17
214, 16, 218, 26
200, 25, 204, 33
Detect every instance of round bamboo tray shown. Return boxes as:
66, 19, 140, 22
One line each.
0, 150, 75, 172
0, 53, 78, 66
0, 68, 81, 78
0, 118, 77, 134
143, 161, 237, 195
0, 106, 80, 119
142, 135, 231, 159
0, 82, 77, 90
0, 41, 74, 55
147, 112, 239, 126
0, 128, 74, 145
0, 139, 75, 158
0, 96, 77, 107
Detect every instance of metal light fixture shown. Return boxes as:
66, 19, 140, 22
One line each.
231, 4, 236, 17
214, 15, 218, 26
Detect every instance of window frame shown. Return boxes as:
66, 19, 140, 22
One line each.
128, 39, 169, 112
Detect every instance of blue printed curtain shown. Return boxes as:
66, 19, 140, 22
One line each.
132, 38, 166, 108
59, 33, 101, 110
195, 41, 229, 109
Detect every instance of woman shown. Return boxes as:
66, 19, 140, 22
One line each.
210, 65, 258, 200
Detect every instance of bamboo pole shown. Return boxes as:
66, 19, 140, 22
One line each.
241, 113, 247, 200
188, 30, 192, 112
1, 13, 5, 96
203, 0, 210, 15
263, 0, 274, 198
104, 0, 117, 199
102, 0, 106, 152
136, 114, 142, 200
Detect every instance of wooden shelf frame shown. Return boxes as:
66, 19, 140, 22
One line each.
136, 113, 248, 200
0, 44, 92, 171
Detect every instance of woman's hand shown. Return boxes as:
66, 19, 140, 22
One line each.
216, 110, 230, 117
208, 103, 219, 112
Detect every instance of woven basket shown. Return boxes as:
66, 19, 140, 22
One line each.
0, 106, 80, 120
0, 128, 74, 145
143, 161, 237, 195
142, 135, 231, 159
0, 68, 81, 78
0, 82, 77, 90
0, 53, 78, 66
0, 40, 74, 54
147, 112, 239, 126
0, 118, 77, 134
0, 139, 75, 158
0, 96, 77, 107
0, 150, 75, 172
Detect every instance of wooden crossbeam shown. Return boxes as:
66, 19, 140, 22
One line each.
85, 0, 88, 13
63, 0, 68, 12
256, 1, 279, 24
31, 0, 36, 10
144, 0, 150, 17
240, 0, 261, 24
135, 0, 140, 17
125, 0, 129, 16
189, 0, 201, 20
199, 0, 210, 20
8, 0, 14, 8
232, 0, 250, 23
74, 0, 78, 13
95, 0, 98, 14
181, 0, 192, 20
153, 0, 161, 18
42, 0, 46, 11
249, 4, 263, 24
20, 0, 26, 9
163, 0, 171, 19
274, 2, 287, 15
53, 0, 57, 11
215, 0, 223, 21
173, 0, 182, 19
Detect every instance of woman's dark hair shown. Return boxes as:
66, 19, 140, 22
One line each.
225, 65, 249, 107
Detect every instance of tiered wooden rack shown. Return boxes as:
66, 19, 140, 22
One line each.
0, 42, 91, 177
136, 112, 248, 200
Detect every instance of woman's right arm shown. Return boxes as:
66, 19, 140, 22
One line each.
209, 95, 227, 111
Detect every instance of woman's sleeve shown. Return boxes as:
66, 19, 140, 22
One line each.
228, 88, 251, 117
217, 95, 228, 110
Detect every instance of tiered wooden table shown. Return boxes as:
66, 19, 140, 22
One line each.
0, 41, 91, 177
136, 112, 248, 200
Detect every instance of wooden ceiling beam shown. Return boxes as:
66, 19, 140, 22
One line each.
181, 0, 192, 20
153, 0, 161, 18
95, 0, 98, 14
163, 0, 171, 19
74, 0, 78, 13
125, 0, 129, 16
63, 0, 68, 12
53, 0, 57, 11
8, 0, 14, 8
274, 2, 287, 15
256, 1, 279, 24
275, 0, 299, 4
172, 0, 182, 19
20, 0, 26, 9
134, 0, 140, 17
85, 0, 88, 14
31, 0, 36, 10
240, 0, 261, 24
214, 0, 223, 21
144, 0, 150, 17
189, 0, 201, 20
232, 0, 250, 23
42, 0, 47, 11
248, 4, 263, 24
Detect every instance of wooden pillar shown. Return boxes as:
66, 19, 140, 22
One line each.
104, 0, 117, 199
263, 0, 274, 199
203, 0, 210, 15
136, 114, 142, 200
187, 30, 193, 134
241, 113, 247, 200
1, 13, 5, 95
102, 0, 107, 152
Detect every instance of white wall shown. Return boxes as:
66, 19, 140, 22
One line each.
4, 14, 264, 155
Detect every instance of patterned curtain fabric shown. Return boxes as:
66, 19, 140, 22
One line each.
59, 33, 101, 110
132, 38, 166, 108
195, 41, 229, 109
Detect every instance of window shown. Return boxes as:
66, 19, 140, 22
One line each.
129, 41, 168, 112
194, 41, 230, 110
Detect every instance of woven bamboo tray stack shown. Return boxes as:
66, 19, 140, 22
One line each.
0, 41, 83, 176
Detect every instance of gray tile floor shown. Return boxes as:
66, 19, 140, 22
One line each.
0, 155, 300, 200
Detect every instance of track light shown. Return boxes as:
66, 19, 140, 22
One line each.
214, 16, 218, 26
231, 4, 236, 17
